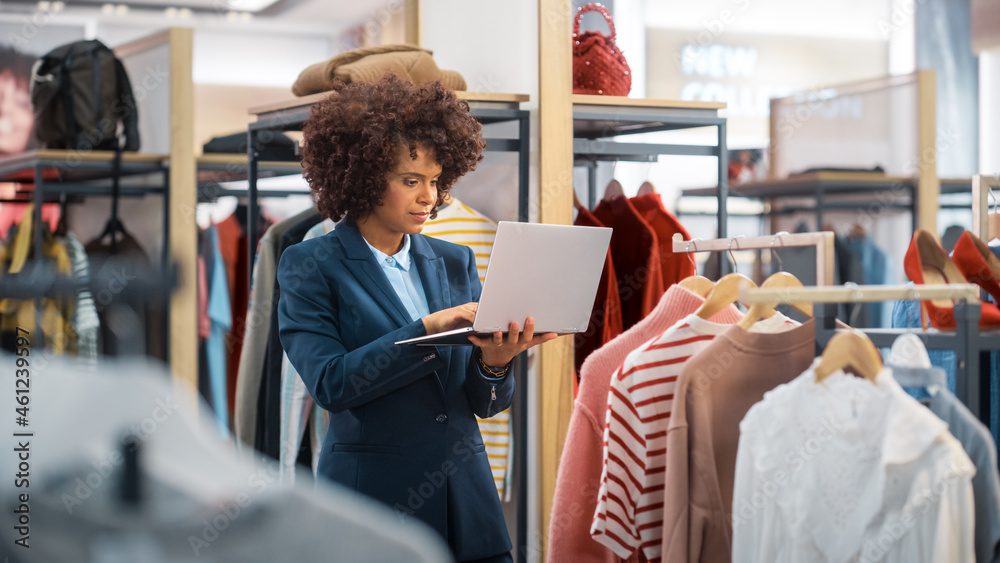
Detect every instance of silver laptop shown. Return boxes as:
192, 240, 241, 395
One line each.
395, 221, 612, 346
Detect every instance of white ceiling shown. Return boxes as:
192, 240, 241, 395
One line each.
1, 0, 389, 25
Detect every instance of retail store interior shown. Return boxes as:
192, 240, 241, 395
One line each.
2, 0, 1000, 561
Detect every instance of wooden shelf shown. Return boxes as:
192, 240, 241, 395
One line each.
0, 150, 168, 183
248, 90, 531, 116
572, 94, 725, 109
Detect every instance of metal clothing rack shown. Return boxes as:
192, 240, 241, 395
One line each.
571, 96, 729, 273
672, 231, 836, 286
195, 154, 308, 203
242, 92, 533, 562
0, 259, 178, 357
0, 149, 171, 358
681, 172, 972, 235
741, 283, 1000, 423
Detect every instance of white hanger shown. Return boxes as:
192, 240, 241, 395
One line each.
887, 334, 946, 392
887, 333, 931, 368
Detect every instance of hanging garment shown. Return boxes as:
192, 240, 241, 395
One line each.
214, 212, 247, 416
630, 193, 695, 289
196, 253, 214, 411
206, 226, 232, 437
845, 235, 889, 328
60, 232, 100, 365
0, 204, 74, 355
280, 218, 335, 483
660, 320, 816, 563
927, 389, 1000, 563
890, 299, 1000, 448
573, 205, 623, 375
85, 228, 163, 359
592, 312, 797, 561
732, 365, 976, 563
234, 205, 318, 450
548, 285, 742, 563
256, 211, 322, 459
593, 196, 664, 331
419, 197, 515, 498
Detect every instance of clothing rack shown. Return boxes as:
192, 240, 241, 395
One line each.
740, 283, 1000, 422
971, 173, 1000, 242
0, 150, 172, 359
671, 231, 835, 286
243, 92, 534, 562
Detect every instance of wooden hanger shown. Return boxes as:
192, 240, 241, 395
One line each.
678, 275, 714, 297
737, 272, 810, 329
572, 189, 583, 211
694, 273, 759, 320
637, 181, 656, 196
813, 330, 882, 383
603, 179, 624, 202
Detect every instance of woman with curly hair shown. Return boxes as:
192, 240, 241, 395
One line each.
277, 74, 554, 562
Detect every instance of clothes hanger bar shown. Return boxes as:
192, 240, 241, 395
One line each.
672, 231, 835, 285
739, 283, 980, 305
671, 231, 833, 253
971, 173, 1000, 241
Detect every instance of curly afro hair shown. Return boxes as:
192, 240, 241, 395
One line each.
301, 74, 486, 223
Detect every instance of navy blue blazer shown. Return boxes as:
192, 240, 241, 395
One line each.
276, 220, 514, 560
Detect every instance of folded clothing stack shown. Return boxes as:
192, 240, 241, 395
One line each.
292, 44, 467, 96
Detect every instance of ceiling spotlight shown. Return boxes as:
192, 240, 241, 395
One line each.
226, 10, 239, 21
165, 6, 177, 17
37, 1, 51, 11
101, 3, 114, 14
115, 3, 128, 14
240, 11, 252, 21
51, 1, 64, 10
178, 7, 192, 18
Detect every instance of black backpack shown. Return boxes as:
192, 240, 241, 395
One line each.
29, 39, 140, 152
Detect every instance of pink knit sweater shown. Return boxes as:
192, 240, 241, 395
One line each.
546, 285, 743, 563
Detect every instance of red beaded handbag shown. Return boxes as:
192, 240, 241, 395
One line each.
572, 3, 631, 96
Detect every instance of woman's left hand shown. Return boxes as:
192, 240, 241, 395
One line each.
468, 317, 558, 368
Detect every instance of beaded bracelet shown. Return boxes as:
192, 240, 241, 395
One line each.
477, 352, 511, 378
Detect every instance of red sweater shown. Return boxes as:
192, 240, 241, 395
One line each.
574, 207, 624, 374
630, 193, 695, 289
593, 197, 664, 331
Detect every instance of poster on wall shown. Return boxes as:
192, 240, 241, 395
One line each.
0, 22, 86, 156
0, 22, 86, 233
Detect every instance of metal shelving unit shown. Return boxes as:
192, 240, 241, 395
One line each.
681, 171, 972, 233
571, 95, 729, 272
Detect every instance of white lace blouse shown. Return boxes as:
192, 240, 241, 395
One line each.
732, 363, 976, 563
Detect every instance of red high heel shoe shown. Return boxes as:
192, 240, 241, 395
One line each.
952, 231, 1000, 305
903, 229, 1000, 329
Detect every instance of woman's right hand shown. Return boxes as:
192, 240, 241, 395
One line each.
422, 302, 478, 335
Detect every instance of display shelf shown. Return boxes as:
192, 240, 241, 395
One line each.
196, 153, 301, 185
681, 171, 972, 231
571, 96, 729, 271
0, 149, 167, 183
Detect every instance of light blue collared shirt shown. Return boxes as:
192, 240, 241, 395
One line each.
363, 234, 430, 322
